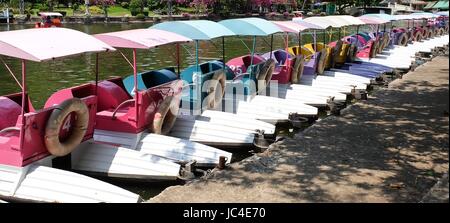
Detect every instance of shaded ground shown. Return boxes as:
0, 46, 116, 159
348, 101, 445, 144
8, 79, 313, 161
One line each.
149, 56, 449, 203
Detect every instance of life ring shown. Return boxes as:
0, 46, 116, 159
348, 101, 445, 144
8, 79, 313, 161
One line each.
151, 96, 179, 135
434, 28, 441, 36
427, 29, 434, 39
331, 40, 343, 68
369, 41, 378, 58
205, 71, 226, 109
346, 44, 357, 63
258, 59, 275, 90
316, 48, 327, 75
378, 33, 389, 54
290, 55, 304, 84
398, 33, 408, 46
45, 98, 89, 157
413, 31, 423, 42
438, 28, 445, 36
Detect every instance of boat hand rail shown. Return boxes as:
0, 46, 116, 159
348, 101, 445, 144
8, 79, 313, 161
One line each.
0, 127, 20, 134
198, 57, 222, 61
232, 72, 250, 81
182, 83, 197, 89
111, 99, 136, 120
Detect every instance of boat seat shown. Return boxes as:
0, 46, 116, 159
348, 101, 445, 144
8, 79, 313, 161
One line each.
141, 69, 178, 89
273, 50, 289, 65
97, 80, 132, 112
0, 96, 22, 130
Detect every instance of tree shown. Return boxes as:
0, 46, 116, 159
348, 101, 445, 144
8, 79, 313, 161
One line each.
93, 0, 115, 18
85, 0, 90, 15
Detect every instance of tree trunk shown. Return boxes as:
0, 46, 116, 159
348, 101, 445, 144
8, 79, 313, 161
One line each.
85, 0, 90, 16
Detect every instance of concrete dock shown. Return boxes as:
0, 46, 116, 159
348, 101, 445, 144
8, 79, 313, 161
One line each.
149, 56, 449, 203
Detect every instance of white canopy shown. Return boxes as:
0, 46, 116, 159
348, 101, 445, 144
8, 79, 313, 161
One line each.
39, 12, 63, 17
302, 16, 340, 28
327, 15, 366, 26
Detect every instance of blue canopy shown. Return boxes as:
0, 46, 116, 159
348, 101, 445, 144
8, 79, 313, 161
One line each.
361, 13, 397, 22
219, 18, 283, 36
150, 20, 235, 40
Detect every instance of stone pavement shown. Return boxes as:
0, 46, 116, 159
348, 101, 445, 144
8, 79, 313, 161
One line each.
149, 56, 449, 203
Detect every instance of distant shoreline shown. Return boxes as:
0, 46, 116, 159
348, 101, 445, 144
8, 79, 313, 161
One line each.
1, 13, 300, 25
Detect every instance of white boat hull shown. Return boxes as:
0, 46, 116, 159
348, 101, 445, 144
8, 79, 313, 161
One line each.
94, 129, 233, 167
0, 163, 140, 203
72, 141, 181, 180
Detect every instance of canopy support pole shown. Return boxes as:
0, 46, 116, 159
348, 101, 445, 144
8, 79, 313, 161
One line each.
313, 30, 317, 51
285, 33, 290, 75
195, 40, 199, 73
376, 24, 380, 40
250, 36, 256, 78
323, 29, 326, 44
118, 50, 134, 70
270, 34, 273, 60
222, 37, 226, 71
239, 39, 252, 54
133, 49, 139, 125
19, 59, 26, 150
1, 57, 22, 89
328, 28, 333, 43
298, 32, 301, 47
95, 53, 99, 96
176, 43, 181, 76
356, 25, 360, 47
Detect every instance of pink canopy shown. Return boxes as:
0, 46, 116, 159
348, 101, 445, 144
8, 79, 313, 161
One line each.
0, 28, 115, 62
94, 29, 193, 49
272, 20, 323, 33
358, 16, 388, 25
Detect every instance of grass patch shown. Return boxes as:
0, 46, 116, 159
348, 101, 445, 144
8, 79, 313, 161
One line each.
107, 6, 131, 16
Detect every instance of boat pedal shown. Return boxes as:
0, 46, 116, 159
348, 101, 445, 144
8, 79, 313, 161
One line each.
253, 131, 272, 152
216, 156, 228, 170
328, 101, 346, 116
179, 160, 197, 181
352, 89, 368, 100
289, 113, 317, 129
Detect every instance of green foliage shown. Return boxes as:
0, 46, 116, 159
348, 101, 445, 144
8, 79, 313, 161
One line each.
72, 2, 80, 12
89, 5, 104, 14
38, 4, 50, 12
135, 12, 145, 19
121, 2, 129, 8
129, 0, 142, 9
